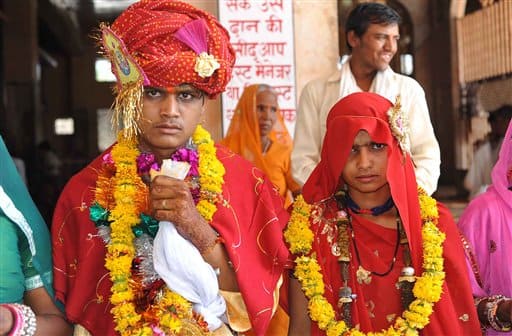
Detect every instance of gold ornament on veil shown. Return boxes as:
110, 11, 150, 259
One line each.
387, 95, 411, 157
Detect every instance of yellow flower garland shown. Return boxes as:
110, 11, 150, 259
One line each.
96, 125, 224, 336
284, 189, 445, 336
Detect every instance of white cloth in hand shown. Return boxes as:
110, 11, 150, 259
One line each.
153, 221, 226, 331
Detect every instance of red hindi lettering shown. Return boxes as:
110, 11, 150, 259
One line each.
275, 65, 291, 79
228, 20, 260, 36
260, 0, 284, 12
233, 65, 252, 80
255, 64, 275, 79
255, 64, 291, 79
228, 20, 243, 36
226, 86, 240, 100
274, 85, 292, 100
265, 15, 283, 33
242, 20, 260, 33
259, 42, 286, 57
225, 0, 251, 11
280, 108, 296, 122
232, 41, 258, 58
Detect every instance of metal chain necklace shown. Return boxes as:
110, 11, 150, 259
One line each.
349, 213, 401, 283
334, 195, 415, 328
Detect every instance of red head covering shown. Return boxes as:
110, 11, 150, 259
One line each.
111, 0, 235, 98
303, 92, 422, 270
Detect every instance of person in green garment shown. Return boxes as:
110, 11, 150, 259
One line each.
0, 136, 72, 335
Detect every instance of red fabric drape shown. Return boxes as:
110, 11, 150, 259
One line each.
307, 200, 480, 335
52, 145, 291, 336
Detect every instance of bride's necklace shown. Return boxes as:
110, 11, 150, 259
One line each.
349, 213, 402, 284
345, 192, 395, 216
336, 192, 401, 283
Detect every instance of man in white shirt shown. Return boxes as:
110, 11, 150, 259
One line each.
292, 2, 440, 195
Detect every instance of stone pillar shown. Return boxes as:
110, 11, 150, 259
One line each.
2, 0, 39, 166
293, 0, 340, 96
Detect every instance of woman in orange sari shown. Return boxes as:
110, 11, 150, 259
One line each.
223, 84, 300, 207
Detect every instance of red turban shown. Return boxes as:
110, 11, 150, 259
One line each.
111, 0, 235, 98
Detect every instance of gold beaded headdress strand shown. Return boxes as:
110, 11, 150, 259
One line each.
99, 24, 148, 140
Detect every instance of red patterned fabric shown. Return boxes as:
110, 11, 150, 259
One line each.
301, 92, 480, 334
52, 145, 291, 336
110, 0, 235, 98
307, 200, 481, 335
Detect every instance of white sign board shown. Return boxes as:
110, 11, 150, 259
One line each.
219, 0, 297, 137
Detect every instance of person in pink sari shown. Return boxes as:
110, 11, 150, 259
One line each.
458, 119, 512, 334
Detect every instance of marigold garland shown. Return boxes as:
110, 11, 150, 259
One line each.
94, 125, 224, 335
284, 189, 445, 336
193, 124, 226, 221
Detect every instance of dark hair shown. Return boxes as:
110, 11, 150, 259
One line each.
488, 104, 512, 123
345, 2, 401, 52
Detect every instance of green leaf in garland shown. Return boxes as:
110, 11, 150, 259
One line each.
133, 225, 144, 238
138, 213, 159, 237
90, 203, 110, 227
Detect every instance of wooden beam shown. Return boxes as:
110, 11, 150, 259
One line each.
38, 0, 84, 55
450, 0, 466, 19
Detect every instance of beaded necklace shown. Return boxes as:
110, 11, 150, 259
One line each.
345, 193, 395, 216
335, 200, 412, 327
